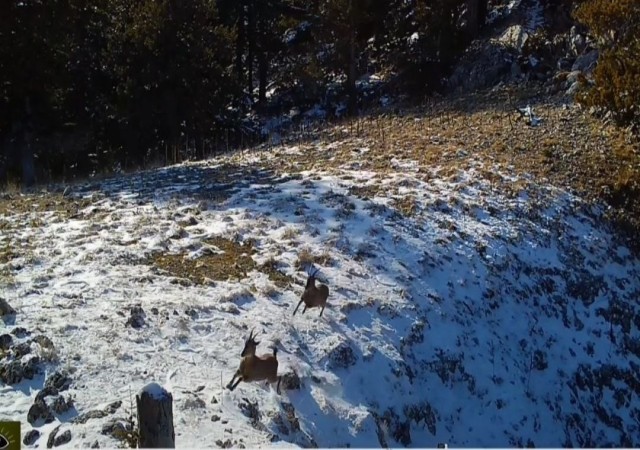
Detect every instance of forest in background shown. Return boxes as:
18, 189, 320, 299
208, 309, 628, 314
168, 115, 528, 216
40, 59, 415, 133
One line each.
0, 0, 637, 186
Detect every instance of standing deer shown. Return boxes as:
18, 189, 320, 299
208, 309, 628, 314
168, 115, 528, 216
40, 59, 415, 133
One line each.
293, 267, 329, 317
226, 329, 281, 394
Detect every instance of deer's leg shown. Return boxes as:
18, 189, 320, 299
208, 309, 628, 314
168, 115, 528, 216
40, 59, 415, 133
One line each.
276, 376, 282, 395
226, 374, 237, 389
302, 305, 307, 314
228, 376, 243, 391
320, 305, 325, 317
293, 299, 304, 316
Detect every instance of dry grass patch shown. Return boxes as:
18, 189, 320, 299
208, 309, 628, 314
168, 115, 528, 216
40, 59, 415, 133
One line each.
0, 192, 93, 220
295, 247, 334, 271
392, 195, 418, 217
258, 257, 295, 288
349, 184, 380, 200
150, 237, 257, 284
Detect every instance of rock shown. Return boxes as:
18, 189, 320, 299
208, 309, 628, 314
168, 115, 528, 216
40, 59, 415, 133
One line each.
51, 395, 75, 414
566, 81, 581, 96
183, 395, 206, 410
533, 350, 549, 370
0, 334, 12, 351
47, 426, 71, 448
46, 425, 60, 449
73, 409, 108, 424
566, 70, 582, 85
36, 386, 59, 403
32, 335, 55, 350
215, 439, 233, 449
13, 342, 32, 359
570, 26, 587, 56
447, 39, 514, 93
23, 429, 41, 446
0, 298, 16, 317
11, 327, 31, 338
280, 370, 302, 391
27, 398, 55, 426
211, 414, 221, 422
125, 305, 146, 329
100, 418, 131, 441
53, 430, 72, 447
499, 25, 529, 52
0, 357, 41, 384
557, 57, 574, 71
327, 341, 357, 369
45, 370, 72, 392
104, 400, 122, 414
572, 50, 598, 73
393, 420, 412, 447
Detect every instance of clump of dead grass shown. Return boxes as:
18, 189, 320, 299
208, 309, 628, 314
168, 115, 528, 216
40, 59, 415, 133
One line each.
295, 247, 334, 271
258, 257, 295, 288
150, 236, 257, 284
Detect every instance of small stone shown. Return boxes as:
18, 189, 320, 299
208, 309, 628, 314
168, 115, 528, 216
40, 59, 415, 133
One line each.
45, 371, 72, 392
11, 327, 30, 338
23, 429, 41, 446
280, 370, 301, 391
72, 409, 107, 424
51, 395, 75, 414
13, 342, 32, 359
125, 305, 146, 329
211, 414, 221, 422
104, 400, 122, 414
0, 359, 38, 384
46, 425, 60, 449
28, 398, 55, 426
53, 430, 72, 447
211, 396, 218, 404
32, 335, 55, 350
0, 298, 16, 317
0, 334, 12, 350
35, 386, 59, 403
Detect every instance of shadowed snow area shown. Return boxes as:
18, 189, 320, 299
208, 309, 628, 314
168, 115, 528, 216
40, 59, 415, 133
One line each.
1, 148, 639, 448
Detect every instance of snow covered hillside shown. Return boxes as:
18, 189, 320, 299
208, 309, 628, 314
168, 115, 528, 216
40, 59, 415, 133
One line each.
1, 137, 639, 448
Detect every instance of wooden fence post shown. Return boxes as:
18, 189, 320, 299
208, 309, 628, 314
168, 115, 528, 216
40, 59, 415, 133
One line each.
136, 382, 175, 448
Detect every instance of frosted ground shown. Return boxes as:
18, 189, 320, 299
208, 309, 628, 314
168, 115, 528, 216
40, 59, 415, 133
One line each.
1, 138, 639, 448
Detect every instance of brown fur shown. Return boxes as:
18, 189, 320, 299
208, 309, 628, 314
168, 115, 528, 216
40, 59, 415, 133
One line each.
293, 268, 329, 317
226, 330, 281, 394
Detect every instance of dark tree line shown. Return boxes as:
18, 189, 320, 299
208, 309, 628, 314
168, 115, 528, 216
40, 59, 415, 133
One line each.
1, 0, 488, 187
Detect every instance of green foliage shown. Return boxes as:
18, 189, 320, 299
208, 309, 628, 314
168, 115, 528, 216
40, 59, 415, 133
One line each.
574, 0, 640, 128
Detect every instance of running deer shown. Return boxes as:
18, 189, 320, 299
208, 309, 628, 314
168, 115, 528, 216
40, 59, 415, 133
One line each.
293, 267, 329, 317
226, 329, 281, 394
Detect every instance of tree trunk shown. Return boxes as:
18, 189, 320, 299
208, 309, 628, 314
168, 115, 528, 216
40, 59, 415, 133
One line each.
136, 382, 175, 448
235, 1, 245, 88
21, 97, 35, 187
346, 0, 357, 116
465, 0, 479, 38
257, 7, 267, 106
247, 0, 255, 101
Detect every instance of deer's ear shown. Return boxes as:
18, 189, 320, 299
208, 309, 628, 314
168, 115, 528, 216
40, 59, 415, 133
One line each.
254, 341, 260, 346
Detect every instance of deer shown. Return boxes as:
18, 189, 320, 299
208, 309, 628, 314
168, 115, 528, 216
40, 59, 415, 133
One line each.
226, 329, 282, 394
293, 266, 329, 317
